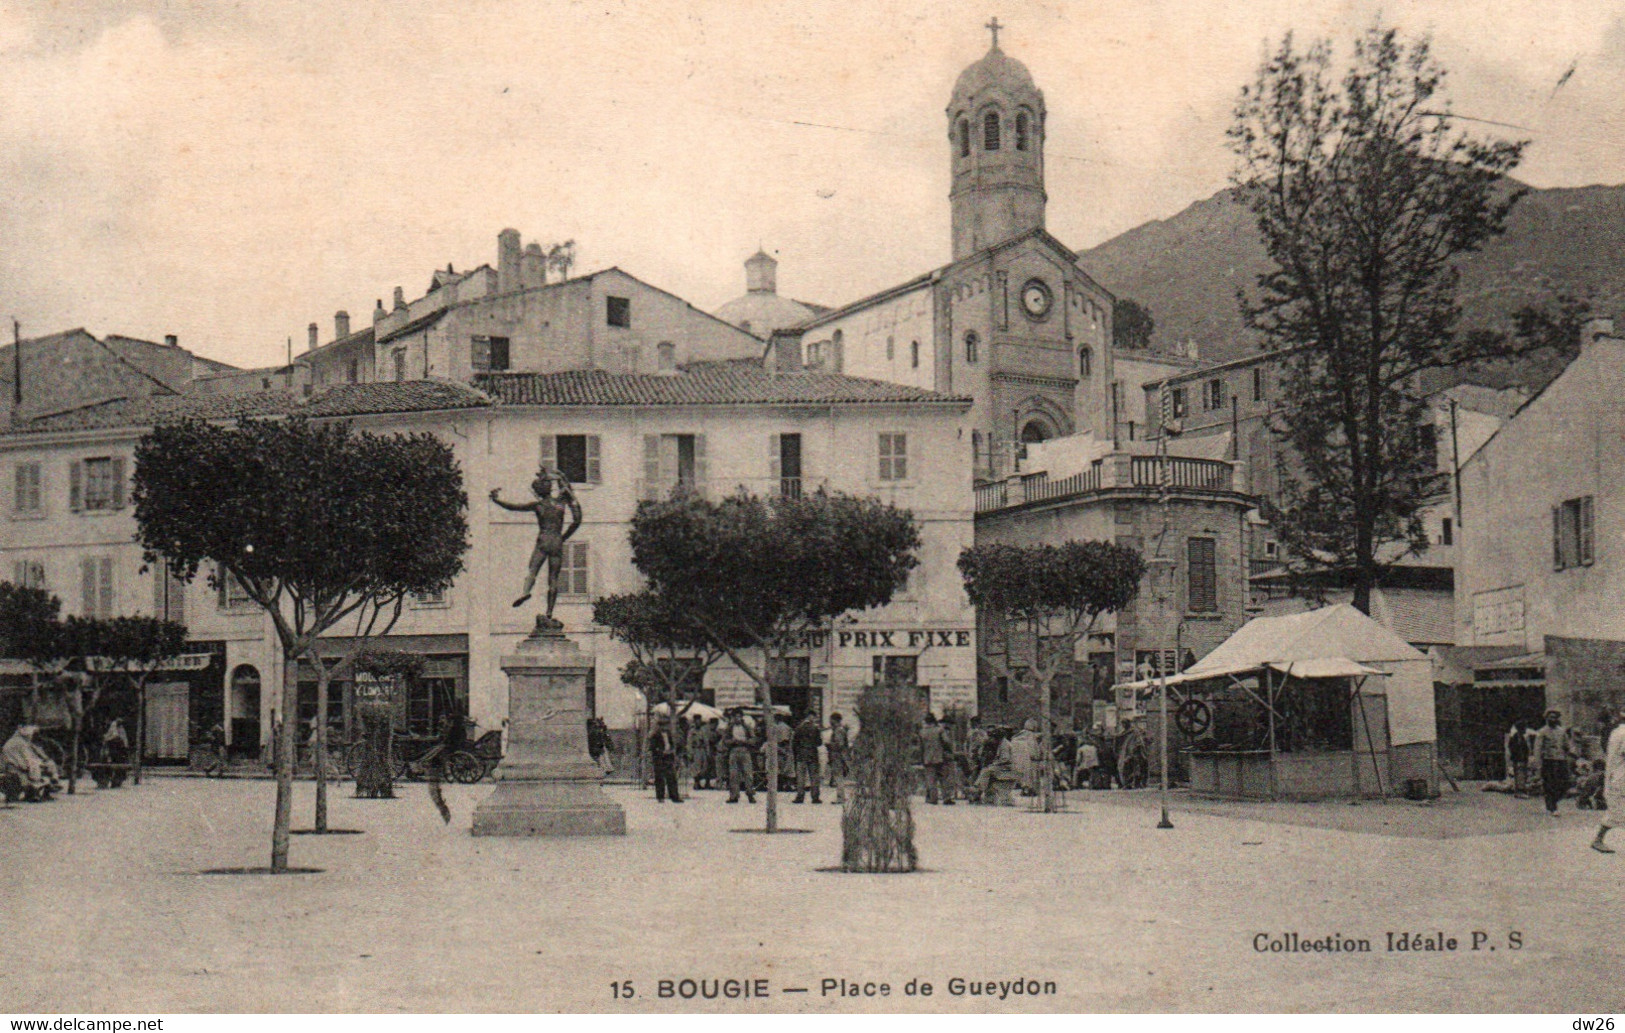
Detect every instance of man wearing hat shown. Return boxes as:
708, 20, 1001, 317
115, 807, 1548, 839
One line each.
1534, 709, 1577, 816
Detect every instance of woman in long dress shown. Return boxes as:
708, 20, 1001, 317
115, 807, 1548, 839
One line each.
1590, 717, 1625, 853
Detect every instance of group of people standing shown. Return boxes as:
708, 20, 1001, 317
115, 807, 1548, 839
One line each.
645, 708, 851, 805
1502, 709, 1625, 854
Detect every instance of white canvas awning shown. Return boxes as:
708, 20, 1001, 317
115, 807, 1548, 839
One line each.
1268, 658, 1388, 681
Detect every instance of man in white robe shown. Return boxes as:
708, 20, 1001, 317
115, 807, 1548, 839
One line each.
2, 724, 61, 801
1590, 716, 1625, 853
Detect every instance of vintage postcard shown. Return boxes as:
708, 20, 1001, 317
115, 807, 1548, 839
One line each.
0, 0, 1622, 1019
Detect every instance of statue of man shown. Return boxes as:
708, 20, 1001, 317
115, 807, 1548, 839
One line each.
490, 467, 583, 622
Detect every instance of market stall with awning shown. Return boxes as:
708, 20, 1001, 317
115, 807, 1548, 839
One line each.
1112, 604, 1437, 800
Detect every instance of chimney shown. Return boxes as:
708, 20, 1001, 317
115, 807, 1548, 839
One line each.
1582, 316, 1615, 351
334, 310, 350, 339
308, 323, 319, 352
521, 242, 546, 289
373, 298, 386, 323
497, 228, 522, 294
393, 286, 406, 310
745, 249, 777, 294
163, 334, 178, 348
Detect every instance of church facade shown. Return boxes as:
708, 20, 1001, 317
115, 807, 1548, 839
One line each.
773, 36, 1117, 485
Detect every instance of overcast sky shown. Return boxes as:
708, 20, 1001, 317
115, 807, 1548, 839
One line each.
3, 0, 1624, 369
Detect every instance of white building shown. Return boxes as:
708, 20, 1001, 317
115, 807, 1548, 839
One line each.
2, 364, 976, 762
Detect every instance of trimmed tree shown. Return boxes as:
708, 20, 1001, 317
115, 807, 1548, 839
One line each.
959, 541, 1146, 812
628, 489, 919, 833
841, 683, 922, 872
594, 591, 726, 789
349, 648, 426, 799
132, 417, 469, 871
1228, 23, 1536, 613
95, 616, 189, 787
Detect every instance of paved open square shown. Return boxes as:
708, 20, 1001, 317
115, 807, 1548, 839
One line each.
1, 777, 1621, 1013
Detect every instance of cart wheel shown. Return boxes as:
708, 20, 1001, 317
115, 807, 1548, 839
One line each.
446, 752, 483, 785
1175, 699, 1212, 737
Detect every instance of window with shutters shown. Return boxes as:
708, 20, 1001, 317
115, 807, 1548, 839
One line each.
393, 349, 406, 382
606, 296, 631, 328
1187, 537, 1218, 613
910, 340, 920, 369
152, 563, 185, 624
1553, 496, 1595, 571
471, 335, 510, 372
1203, 378, 1225, 411
1252, 366, 1265, 401
957, 118, 970, 158
13, 461, 41, 514
771, 433, 802, 498
541, 434, 601, 485
878, 432, 908, 481
1170, 387, 1187, 419
81, 556, 115, 619
641, 434, 705, 498
216, 565, 255, 610
412, 586, 448, 607
73, 456, 124, 512
983, 111, 1001, 151
657, 341, 676, 371
560, 542, 590, 597
13, 560, 45, 590
1016, 110, 1030, 151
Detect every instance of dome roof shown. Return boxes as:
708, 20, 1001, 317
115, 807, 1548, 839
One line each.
952, 45, 1038, 101
714, 292, 818, 338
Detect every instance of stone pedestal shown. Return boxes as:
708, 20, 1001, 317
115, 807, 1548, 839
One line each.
471, 623, 625, 837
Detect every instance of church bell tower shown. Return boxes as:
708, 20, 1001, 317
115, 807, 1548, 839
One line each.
948, 19, 1047, 260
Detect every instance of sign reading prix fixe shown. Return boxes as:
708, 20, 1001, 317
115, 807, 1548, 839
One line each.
785, 629, 973, 650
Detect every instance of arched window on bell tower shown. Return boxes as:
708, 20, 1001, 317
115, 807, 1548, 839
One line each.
958, 119, 970, 158
983, 111, 1001, 151
1016, 111, 1030, 151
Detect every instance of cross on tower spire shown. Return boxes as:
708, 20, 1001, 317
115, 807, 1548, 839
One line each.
985, 16, 1002, 49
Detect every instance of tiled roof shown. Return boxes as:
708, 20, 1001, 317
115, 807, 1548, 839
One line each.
473, 361, 970, 407
7, 380, 491, 435
1372, 587, 1457, 647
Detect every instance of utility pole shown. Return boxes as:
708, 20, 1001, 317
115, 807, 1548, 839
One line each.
1154, 382, 1176, 830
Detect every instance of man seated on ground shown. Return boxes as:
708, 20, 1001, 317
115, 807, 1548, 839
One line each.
2, 724, 62, 802
970, 729, 1015, 804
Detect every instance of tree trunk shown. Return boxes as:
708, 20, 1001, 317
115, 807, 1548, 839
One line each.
67, 704, 80, 796
271, 647, 298, 872
1038, 671, 1054, 813
313, 656, 331, 832
133, 680, 146, 786
761, 683, 779, 833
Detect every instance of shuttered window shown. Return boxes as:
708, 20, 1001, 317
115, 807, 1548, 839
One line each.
878, 433, 908, 481
81, 556, 114, 618
1187, 537, 1218, 613
641, 434, 705, 499
13, 560, 44, 590
540, 435, 601, 485
70, 456, 124, 512
1554, 496, 1596, 570
560, 542, 589, 597
13, 462, 41, 513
